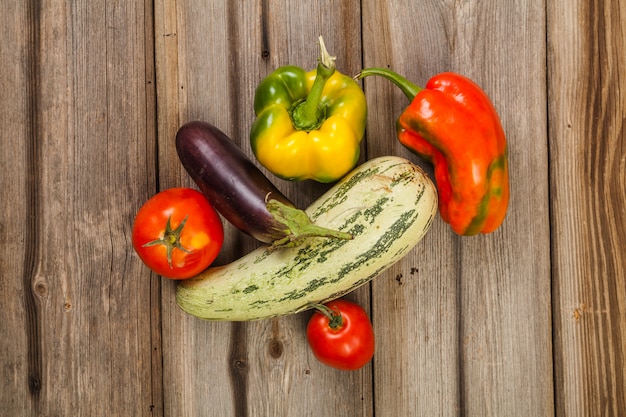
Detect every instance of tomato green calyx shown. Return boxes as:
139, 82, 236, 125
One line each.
142, 215, 192, 269
355, 67, 422, 100
312, 303, 344, 330
290, 36, 336, 132
267, 199, 352, 248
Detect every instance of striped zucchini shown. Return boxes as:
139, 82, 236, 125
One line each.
176, 156, 437, 321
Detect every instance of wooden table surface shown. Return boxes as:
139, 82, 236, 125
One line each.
2, 1, 625, 416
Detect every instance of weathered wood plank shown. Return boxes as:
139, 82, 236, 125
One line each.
360, 2, 460, 416
0, 0, 161, 415
1, 1, 37, 414
155, 1, 372, 416
548, 0, 626, 415
362, 0, 553, 416
2, 0, 624, 415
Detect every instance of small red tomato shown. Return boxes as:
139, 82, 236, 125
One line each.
132, 188, 223, 279
306, 299, 375, 371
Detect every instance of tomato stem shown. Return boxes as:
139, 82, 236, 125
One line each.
311, 303, 343, 330
142, 215, 192, 269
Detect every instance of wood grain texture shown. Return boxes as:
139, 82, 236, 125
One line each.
2, 0, 625, 415
0, 0, 161, 415
548, 0, 626, 415
1, 1, 36, 413
155, 1, 373, 416
362, 0, 553, 416
360, 1, 460, 415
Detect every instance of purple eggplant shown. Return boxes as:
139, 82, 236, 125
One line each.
175, 120, 351, 246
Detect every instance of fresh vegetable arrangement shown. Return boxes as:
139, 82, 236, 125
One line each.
356, 68, 509, 235
132, 36, 510, 371
250, 36, 367, 183
307, 299, 375, 371
175, 154, 437, 320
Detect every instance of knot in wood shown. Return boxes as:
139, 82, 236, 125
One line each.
33, 280, 48, 298
232, 359, 248, 372
268, 339, 283, 359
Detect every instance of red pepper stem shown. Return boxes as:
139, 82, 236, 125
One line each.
355, 67, 422, 100
290, 36, 336, 131
311, 303, 343, 330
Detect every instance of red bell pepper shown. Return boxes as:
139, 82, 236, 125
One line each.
357, 68, 509, 236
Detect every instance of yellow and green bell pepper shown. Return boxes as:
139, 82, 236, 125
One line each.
250, 37, 367, 183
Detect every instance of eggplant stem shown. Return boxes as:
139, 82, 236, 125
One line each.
267, 199, 353, 248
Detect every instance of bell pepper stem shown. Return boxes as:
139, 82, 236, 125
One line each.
267, 199, 353, 249
291, 36, 336, 131
310, 303, 343, 330
355, 67, 422, 100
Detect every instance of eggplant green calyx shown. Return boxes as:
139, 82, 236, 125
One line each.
267, 199, 352, 249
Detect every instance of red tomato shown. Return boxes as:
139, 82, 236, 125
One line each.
132, 188, 223, 279
306, 299, 375, 371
